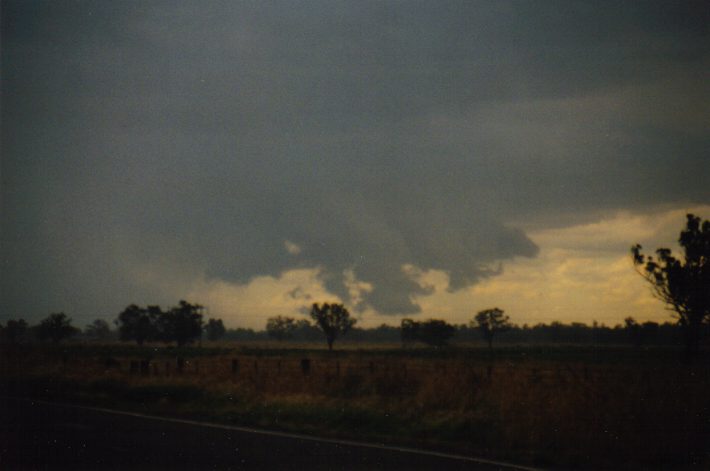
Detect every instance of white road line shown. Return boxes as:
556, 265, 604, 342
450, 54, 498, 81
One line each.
8, 396, 542, 471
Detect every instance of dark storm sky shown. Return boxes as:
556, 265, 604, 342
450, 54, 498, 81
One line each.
2, 1, 708, 324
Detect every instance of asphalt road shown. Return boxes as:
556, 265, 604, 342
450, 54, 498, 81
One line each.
1, 397, 536, 470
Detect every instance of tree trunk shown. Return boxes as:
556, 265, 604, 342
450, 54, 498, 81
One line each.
327, 338, 334, 351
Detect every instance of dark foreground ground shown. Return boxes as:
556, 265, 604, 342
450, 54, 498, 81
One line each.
0, 397, 535, 471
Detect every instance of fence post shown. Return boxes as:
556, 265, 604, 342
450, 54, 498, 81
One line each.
232, 359, 239, 375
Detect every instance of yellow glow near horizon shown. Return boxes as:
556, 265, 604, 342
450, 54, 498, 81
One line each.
183, 205, 709, 329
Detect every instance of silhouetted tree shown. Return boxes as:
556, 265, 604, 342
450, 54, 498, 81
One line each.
204, 318, 226, 341
37, 313, 79, 343
310, 303, 356, 350
400, 318, 420, 347
473, 308, 511, 349
632, 214, 710, 355
158, 300, 204, 347
417, 319, 455, 347
85, 319, 112, 341
266, 316, 297, 341
2, 319, 29, 343
116, 304, 159, 346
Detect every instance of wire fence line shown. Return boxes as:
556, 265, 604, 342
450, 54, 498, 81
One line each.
33, 352, 700, 389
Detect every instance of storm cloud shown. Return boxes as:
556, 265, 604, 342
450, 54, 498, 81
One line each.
2, 1, 708, 322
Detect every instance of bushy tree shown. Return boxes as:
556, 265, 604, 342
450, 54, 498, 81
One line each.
266, 316, 297, 341
632, 214, 710, 354
417, 319, 456, 347
85, 319, 112, 341
158, 300, 204, 347
116, 304, 158, 346
310, 303, 356, 350
473, 308, 511, 349
204, 318, 226, 341
116, 301, 205, 346
37, 312, 79, 343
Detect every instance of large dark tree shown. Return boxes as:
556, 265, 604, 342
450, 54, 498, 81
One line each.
632, 214, 710, 355
310, 303, 356, 350
36, 312, 79, 343
158, 300, 204, 347
116, 304, 158, 346
417, 319, 456, 347
473, 308, 511, 349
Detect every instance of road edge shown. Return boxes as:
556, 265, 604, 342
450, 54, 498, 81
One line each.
3, 395, 542, 471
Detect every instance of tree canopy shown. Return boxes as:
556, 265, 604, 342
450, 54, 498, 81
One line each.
36, 312, 79, 343
310, 303, 356, 350
116, 304, 158, 346
418, 319, 456, 347
398, 319, 455, 347
632, 213, 710, 354
473, 308, 512, 349
158, 300, 204, 347
115, 301, 206, 346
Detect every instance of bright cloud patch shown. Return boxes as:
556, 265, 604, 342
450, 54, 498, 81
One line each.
398, 206, 710, 327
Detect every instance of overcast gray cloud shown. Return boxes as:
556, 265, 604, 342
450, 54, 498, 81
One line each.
2, 1, 709, 323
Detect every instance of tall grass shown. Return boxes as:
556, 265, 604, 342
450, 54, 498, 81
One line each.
2, 343, 708, 468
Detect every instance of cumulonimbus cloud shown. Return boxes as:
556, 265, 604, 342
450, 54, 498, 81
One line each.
1, 1, 708, 322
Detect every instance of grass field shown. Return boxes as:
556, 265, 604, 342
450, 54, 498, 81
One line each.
2, 342, 709, 469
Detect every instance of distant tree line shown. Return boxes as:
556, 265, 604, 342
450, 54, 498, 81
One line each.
249, 310, 700, 348
0, 313, 80, 344
4, 214, 708, 352
0, 300, 227, 347
2, 309, 706, 350
116, 300, 207, 347
1, 313, 705, 348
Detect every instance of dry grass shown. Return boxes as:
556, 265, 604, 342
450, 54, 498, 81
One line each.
2, 344, 709, 469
